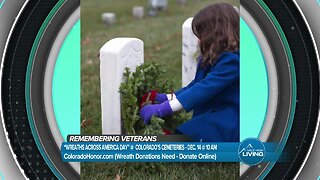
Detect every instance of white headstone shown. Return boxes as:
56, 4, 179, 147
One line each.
100, 38, 144, 134
233, 6, 239, 14
133, 6, 144, 19
182, 17, 198, 87
102, 13, 116, 26
149, 0, 168, 10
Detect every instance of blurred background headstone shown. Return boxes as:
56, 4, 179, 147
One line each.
102, 13, 116, 26
233, 6, 239, 14
132, 6, 144, 19
149, 0, 168, 11
148, 9, 158, 17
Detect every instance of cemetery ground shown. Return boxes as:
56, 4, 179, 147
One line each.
81, 0, 239, 179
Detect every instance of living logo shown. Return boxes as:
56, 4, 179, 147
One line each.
238, 138, 266, 166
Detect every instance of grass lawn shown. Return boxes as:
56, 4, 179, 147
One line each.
81, 0, 239, 179
81, 162, 239, 180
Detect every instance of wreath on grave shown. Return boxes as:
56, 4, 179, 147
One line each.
119, 62, 192, 173
119, 62, 189, 135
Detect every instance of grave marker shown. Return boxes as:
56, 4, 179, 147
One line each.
102, 13, 116, 26
149, 0, 168, 11
100, 38, 144, 134
133, 6, 144, 19
182, 17, 198, 87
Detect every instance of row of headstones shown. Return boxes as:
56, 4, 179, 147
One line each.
100, 17, 197, 134
102, 0, 187, 26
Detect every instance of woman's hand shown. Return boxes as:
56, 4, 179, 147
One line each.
140, 101, 173, 124
139, 90, 168, 109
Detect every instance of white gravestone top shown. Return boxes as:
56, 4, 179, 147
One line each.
102, 13, 116, 26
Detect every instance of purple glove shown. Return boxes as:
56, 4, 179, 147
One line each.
155, 93, 168, 103
140, 101, 173, 124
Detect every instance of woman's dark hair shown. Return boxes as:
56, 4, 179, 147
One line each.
192, 3, 239, 67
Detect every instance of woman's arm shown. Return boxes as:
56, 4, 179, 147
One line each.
176, 54, 239, 112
